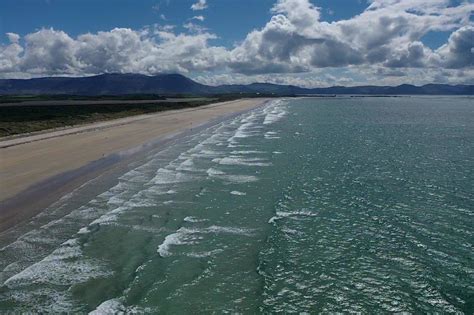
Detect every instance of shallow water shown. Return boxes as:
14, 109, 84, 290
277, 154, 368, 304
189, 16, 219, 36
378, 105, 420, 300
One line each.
1, 97, 473, 313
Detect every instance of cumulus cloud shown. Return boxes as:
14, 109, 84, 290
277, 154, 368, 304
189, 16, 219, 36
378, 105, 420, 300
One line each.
6, 33, 20, 44
436, 26, 474, 69
271, 0, 321, 32
191, 0, 207, 11
0, 27, 227, 76
183, 22, 208, 33
191, 15, 205, 21
0, 0, 473, 85
0, 33, 23, 74
227, 0, 474, 74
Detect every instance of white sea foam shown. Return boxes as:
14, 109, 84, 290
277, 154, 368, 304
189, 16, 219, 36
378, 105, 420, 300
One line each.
176, 158, 198, 171
206, 225, 254, 236
191, 149, 222, 158
157, 227, 201, 257
269, 210, 318, 224
233, 123, 255, 138
222, 174, 259, 183
4, 239, 112, 287
89, 206, 127, 225
77, 227, 89, 234
263, 101, 287, 125
207, 167, 258, 183
89, 298, 148, 314
230, 190, 247, 196
186, 249, 224, 258
213, 156, 272, 167
158, 225, 254, 257
184, 216, 208, 223
207, 167, 226, 176
231, 150, 266, 155
118, 169, 149, 184
227, 117, 262, 144
152, 168, 193, 185
90, 298, 126, 314
265, 131, 281, 139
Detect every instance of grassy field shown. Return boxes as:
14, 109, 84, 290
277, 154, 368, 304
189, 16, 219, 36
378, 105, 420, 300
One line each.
0, 97, 221, 137
0, 93, 282, 138
0, 94, 168, 103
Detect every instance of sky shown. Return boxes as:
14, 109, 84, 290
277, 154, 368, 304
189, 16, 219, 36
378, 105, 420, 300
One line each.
0, 0, 473, 87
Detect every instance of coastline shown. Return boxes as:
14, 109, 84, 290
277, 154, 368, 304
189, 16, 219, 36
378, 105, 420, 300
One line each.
0, 98, 271, 232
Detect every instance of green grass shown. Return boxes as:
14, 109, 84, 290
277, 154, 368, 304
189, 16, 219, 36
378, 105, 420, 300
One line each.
0, 100, 217, 137
0, 94, 167, 103
0, 93, 281, 138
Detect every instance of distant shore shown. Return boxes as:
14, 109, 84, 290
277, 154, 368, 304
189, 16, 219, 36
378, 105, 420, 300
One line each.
0, 98, 270, 232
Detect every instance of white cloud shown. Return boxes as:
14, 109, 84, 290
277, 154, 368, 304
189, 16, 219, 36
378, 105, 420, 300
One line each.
6, 33, 20, 44
0, 27, 227, 77
191, 15, 205, 21
271, 0, 321, 32
191, 0, 207, 11
226, 0, 473, 75
0, 0, 473, 86
183, 22, 208, 33
436, 26, 474, 69
0, 33, 23, 74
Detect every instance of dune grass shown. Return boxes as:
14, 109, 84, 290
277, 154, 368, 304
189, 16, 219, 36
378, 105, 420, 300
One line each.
0, 98, 217, 137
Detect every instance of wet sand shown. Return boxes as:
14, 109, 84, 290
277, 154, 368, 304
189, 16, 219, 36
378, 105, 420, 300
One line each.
0, 98, 270, 231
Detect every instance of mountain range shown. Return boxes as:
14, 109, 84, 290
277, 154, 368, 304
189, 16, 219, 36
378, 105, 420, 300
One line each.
0, 73, 472, 96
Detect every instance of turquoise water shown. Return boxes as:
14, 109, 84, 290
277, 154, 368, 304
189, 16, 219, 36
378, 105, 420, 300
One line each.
0, 97, 473, 313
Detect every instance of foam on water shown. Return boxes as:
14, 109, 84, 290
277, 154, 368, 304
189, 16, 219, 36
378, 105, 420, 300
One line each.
230, 150, 266, 155
0, 101, 288, 311
4, 239, 111, 287
89, 298, 151, 314
263, 100, 288, 125
183, 216, 208, 223
206, 167, 226, 176
157, 227, 200, 257
222, 174, 259, 183
5, 98, 470, 312
264, 131, 281, 139
152, 168, 194, 185
158, 225, 255, 257
230, 191, 247, 196
213, 156, 272, 167
2, 238, 113, 312
207, 167, 259, 183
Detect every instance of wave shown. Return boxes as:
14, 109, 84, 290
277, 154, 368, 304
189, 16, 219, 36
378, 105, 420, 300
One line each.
213, 156, 272, 167
268, 210, 318, 224
3, 238, 113, 312
157, 225, 254, 257
152, 168, 194, 185
230, 190, 247, 196
263, 101, 288, 125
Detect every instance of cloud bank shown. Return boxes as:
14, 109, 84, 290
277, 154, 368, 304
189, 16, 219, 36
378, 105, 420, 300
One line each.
1, 0, 473, 86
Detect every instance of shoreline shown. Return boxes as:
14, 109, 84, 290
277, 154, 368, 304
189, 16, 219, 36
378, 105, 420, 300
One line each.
0, 98, 271, 232
0, 99, 244, 148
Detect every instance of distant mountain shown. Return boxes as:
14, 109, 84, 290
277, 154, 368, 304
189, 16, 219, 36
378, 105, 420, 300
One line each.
0, 73, 472, 95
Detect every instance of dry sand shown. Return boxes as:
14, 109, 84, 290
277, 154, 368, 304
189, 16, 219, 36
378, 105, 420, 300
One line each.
0, 98, 269, 230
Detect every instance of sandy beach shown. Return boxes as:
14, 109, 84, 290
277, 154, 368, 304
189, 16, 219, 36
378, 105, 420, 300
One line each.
0, 98, 269, 231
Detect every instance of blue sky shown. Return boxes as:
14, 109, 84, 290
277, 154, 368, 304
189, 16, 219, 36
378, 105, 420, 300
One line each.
0, 0, 369, 46
0, 0, 473, 86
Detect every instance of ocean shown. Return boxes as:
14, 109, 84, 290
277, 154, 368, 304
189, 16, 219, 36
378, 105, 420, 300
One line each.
0, 96, 473, 313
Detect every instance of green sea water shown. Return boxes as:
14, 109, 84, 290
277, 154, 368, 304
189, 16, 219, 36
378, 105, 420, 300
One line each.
0, 97, 473, 313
